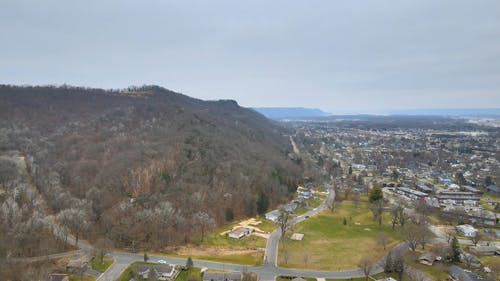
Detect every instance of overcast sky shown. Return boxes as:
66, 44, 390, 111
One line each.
1, 1, 499, 113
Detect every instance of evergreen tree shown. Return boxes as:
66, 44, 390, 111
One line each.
369, 185, 383, 203
186, 257, 194, 270
225, 208, 234, 222
451, 236, 461, 262
256, 191, 269, 215
485, 176, 494, 186
384, 250, 393, 273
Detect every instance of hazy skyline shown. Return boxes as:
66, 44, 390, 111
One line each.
1, 1, 500, 113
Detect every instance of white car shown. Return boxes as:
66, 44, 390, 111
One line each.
158, 259, 167, 264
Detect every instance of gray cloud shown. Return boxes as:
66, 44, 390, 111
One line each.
1, 0, 499, 112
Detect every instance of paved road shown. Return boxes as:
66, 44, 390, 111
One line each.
20, 187, 414, 281
265, 189, 335, 267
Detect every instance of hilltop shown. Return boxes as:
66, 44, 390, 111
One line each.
0, 85, 301, 255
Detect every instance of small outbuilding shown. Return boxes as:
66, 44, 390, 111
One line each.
265, 210, 281, 222
47, 274, 69, 281
290, 233, 304, 241
228, 227, 253, 239
456, 224, 478, 237
418, 252, 440, 266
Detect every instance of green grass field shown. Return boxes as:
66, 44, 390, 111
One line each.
171, 252, 264, 266
69, 275, 96, 281
202, 231, 267, 249
91, 256, 114, 272
172, 215, 274, 265
278, 272, 404, 281
278, 199, 401, 270
175, 268, 201, 281
327, 272, 406, 281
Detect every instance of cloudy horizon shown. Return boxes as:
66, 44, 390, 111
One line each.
1, 1, 499, 112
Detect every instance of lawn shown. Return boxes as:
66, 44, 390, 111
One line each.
304, 196, 324, 208
277, 277, 316, 281
68, 275, 96, 281
202, 230, 266, 249
171, 216, 272, 265
326, 272, 406, 281
175, 268, 201, 281
278, 199, 402, 270
294, 207, 310, 216
278, 272, 405, 281
480, 255, 500, 267
91, 256, 114, 272
172, 251, 264, 266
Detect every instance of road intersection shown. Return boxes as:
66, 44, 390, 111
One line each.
25, 188, 413, 280
96, 188, 391, 281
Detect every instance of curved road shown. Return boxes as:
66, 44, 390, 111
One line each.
24, 187, 402, 281
98, 187, 393, 281
264, 189, 335, 267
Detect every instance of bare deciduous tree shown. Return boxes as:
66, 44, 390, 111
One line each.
416, 223, 432, 250
463, 253, 476, 269
376, 232, 389, 250
303, 253, 309, 268
277, 209, 290, 248
357, 256, 373, 281
57, 207, 90, 248
489, 261, 500, 281
194, 211, 215, 242
470, 232, 482, 246
94, 237, 114, 264
370, 200, 384, 227
402, 223, 419, 251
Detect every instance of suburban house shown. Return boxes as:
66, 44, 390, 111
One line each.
469, 246, 499, 256
265, 210, 281, 222
486, 185, 500, 194
418, 252, 440, 266
298, 191, 311, 199
228, 227, 253, 239
47, 273, 69, 281
136, 265, 177, 281
66, 254, 94, 273
202, 271, 242, 281
456, 224, 478, 237
448, 265, 493, 281
284, 202, 298, 213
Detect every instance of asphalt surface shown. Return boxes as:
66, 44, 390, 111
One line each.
97, 188, 396, 281
23, 188, 415, 281
265, 189, 335, 267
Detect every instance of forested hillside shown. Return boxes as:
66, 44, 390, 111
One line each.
0, 85, 301, 257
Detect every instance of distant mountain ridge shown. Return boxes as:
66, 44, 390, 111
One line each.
382, 108, 500, 117
253, 107, 330, 119
254, 107, 500, 119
